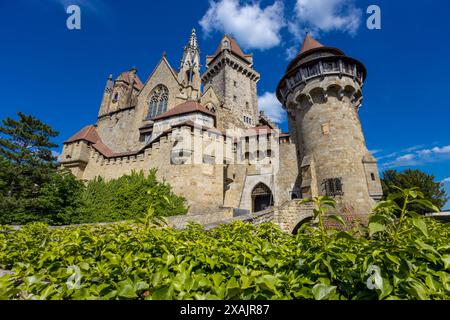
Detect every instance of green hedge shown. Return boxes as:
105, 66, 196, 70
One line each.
0, 189, 448, 300
0, 169, 187, 226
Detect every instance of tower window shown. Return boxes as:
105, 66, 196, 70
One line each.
244, 116, 252, 124
113, 92, 120, 101
234, 81, 237, 87
371, 173, 376, 181
323, 178, 343, 197
233, 95, 237, 102
246, 102, 249, 109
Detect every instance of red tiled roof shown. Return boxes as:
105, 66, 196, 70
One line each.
298, 34, 324, 55
64, 125, 100, 144
152, 101, 216, 121
116, 71, 144, 90
65, 125, 140, 158
208, 35, 252, 63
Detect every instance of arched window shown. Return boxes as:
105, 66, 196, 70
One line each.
146, 85, 169, 120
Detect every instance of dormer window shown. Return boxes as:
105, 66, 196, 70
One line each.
223, 40, 230, 49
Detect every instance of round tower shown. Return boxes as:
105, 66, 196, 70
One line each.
277, 35, 383, 222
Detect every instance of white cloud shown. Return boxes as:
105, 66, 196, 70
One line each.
199, 0, 285, 50
285, 46, 299, 60
291, 0, 362, 37
441, 177, 450, 184
380, 145, 450, 169
258, 92, 286, 123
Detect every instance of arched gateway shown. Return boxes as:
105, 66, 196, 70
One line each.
252, 183, 274, 212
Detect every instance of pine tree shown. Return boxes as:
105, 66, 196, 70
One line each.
0, 112, 60, 223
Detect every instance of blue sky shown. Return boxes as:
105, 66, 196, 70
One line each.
0, 0, 449, 209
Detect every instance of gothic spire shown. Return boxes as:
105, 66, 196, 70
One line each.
178, 28, 201, 99
180, 28, 200, 70
189, 28, 198, 49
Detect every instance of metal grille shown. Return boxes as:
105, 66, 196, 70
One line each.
323, 178, 344, 197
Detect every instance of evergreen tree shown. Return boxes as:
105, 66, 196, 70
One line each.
0, 112, 61, 223
381, 169, 448, 214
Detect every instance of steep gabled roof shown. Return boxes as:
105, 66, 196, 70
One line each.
64, 125, 100, 144
207, 35, 252, 64
140, 54, 180, 93
152, 101, 216, 121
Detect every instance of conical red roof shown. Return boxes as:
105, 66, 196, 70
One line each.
299, 34, 324, 55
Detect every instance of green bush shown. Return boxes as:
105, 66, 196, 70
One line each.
0, 187, 448, 300
74, 170, 188, 224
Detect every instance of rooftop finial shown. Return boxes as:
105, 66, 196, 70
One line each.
189, 28, 198, 48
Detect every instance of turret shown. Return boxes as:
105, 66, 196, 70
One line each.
98, 74, 113, 117
98, 68, 144, 117
277, 35, 383, 222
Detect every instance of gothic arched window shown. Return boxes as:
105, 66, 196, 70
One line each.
146, 85, 169, 120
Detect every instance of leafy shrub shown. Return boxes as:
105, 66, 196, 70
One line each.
0, 187, 448, 300
74, 170, 187, 224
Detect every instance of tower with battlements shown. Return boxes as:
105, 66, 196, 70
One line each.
277, 35, 383, 221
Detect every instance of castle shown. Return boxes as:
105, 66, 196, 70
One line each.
61, 30, 382, 230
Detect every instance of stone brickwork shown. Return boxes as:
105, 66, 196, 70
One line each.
61, 32, 381, 232
277, 35, 383, 223
202, 50, 260, 131
274, 201, 314, 233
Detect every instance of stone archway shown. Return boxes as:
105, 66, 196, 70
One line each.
252, 183, 274, 212
292, 217, 313, 235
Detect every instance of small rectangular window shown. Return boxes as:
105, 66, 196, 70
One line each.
323, 178, 343, 197
233, 95, 237, 102
371, 173, 376, 181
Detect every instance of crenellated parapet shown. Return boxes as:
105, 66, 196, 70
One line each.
202, 51, 260, 84
285, 76, 363, 114
276, 35, 383, 221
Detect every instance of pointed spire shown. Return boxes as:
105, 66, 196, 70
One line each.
179, 28, 201, 70
189, 28, 198, 49
299, 34, 324, 54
